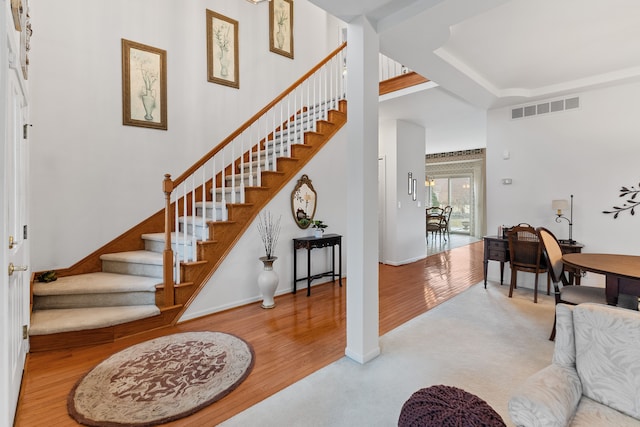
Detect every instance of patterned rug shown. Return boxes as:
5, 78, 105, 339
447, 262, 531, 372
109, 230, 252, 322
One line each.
68, 332, 254, 426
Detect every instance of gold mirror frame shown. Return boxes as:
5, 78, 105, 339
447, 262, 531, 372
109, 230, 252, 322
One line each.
291, 174, 316, 229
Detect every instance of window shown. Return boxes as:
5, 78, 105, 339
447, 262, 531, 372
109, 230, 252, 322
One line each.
426, 175, 473, 234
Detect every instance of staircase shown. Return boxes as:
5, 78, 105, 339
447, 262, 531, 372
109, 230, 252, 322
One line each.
29, 47, 348, 351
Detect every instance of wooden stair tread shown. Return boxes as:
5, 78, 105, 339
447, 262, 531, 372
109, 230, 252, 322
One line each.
100, 250, 163, 265
142, 232, 195, 245
30, 305, 161, 335
33, 272, 159, 296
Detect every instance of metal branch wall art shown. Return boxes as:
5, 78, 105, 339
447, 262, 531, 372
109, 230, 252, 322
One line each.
603, 182, 640, 218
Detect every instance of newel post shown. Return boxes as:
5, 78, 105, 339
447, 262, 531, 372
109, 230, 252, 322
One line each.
163, 174, 175, 306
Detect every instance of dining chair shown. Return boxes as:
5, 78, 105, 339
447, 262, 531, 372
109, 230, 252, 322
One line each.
536, 227, 606, 340
507, 224, 550, 303
442, 205, 453, 239
426, 207, 446, 241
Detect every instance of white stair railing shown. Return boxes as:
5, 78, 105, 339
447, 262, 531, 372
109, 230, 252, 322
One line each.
379, 53, 411, 81
161, 43, 347, 303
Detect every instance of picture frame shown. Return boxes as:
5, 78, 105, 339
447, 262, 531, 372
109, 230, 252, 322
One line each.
269, 0, 294, 59
121, 39, 167, 130
11, 0, 32, 81
11, 0, 23, 31
206, 10, 239, 89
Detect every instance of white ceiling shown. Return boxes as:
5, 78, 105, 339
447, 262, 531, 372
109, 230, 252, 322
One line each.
311, 0, 640, 109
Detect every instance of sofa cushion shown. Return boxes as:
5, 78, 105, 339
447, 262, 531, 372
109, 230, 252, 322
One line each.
570, 396, 640, 426
509, 364, 582, 427
574, 303, 640, 419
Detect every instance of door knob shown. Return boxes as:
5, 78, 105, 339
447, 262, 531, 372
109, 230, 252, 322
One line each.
8, 263, 28, 276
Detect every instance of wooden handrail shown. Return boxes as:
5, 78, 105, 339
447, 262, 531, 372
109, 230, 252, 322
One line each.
170, 42, 347, 188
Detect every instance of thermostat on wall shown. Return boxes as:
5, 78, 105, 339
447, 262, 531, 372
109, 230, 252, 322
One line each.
502, 178, 512, 185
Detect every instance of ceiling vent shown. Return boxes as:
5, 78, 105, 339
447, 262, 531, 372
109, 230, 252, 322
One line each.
511, 96, 580, 120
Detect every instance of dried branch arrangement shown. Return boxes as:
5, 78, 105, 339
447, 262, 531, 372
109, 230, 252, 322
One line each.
257, 211, 282, 259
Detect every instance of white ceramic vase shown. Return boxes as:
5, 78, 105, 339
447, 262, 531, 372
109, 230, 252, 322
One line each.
258, 256, 278, 309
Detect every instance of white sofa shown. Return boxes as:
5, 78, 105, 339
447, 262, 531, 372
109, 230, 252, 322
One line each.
508, 303, 640, 426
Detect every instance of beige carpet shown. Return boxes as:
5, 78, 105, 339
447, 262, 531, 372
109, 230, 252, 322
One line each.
220, 282, 556, 427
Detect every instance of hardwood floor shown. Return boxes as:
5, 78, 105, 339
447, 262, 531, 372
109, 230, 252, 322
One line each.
15, 241, 484, 426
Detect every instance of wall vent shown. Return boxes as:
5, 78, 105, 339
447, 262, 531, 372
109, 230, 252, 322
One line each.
511, 96, 579, 120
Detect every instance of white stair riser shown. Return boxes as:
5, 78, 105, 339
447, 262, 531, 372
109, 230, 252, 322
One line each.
101, 260, 163, 278
271, 130, 305, 146
195, 206, 228, 221
223, 173, 255, 187
210, 188, 243, 203
179, 219, 210, 240
283, 107, 327, 129
33, 292, 156, 310
144, 239, 195, 259
241, 158, 277, 173
250, 146, 291, 161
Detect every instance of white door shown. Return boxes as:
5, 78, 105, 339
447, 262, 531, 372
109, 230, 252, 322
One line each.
1, 9, 30, 425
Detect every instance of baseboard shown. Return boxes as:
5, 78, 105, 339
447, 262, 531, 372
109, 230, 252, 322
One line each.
381, 255, 426, 266
345, 345, 381, 364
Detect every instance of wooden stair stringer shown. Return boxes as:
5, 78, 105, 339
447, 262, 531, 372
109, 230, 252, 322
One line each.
164, 103, 347, 325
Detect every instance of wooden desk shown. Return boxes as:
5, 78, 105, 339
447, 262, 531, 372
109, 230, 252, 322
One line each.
562, 253, 640, 306
483, 235, 584, 288
293, 234, 342, 296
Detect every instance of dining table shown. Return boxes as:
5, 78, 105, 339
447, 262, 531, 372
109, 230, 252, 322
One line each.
562, 253, 640, 306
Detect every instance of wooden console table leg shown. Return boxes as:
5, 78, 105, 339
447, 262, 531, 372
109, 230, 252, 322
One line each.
292, 242, 298, 294
307, 247, 312, 297
338, 240, 342, 287
331, 244, 336, 282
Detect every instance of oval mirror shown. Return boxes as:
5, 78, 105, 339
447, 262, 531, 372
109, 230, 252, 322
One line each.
291, 174, 317, 229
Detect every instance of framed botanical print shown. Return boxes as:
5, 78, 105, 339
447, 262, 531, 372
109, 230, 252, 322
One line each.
206, 10, 239, 88
11, 0, 23, 31
121, 39, 168, 130
269, 0, 294, 59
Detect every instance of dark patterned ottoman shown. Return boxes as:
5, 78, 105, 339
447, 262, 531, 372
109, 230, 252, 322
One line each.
398, 385, 506, 427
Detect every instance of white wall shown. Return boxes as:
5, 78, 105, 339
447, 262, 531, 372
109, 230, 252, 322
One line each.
184, 128, 347, 319
425, 113, 486, 154
379, 119, 426, 265
486, 81, 640, 287
28, 0, 344, 270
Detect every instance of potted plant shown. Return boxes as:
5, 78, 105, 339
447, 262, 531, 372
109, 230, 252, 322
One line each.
311, 220, 328, 238
256, 211, 282, 309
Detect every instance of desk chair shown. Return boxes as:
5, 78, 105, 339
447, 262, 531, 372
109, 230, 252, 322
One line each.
507, 224, 550, 303
536, 227, 606, 340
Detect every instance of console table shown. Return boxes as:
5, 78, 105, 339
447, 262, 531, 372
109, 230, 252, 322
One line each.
293, 233, 342, 296
483, 235, 583, 288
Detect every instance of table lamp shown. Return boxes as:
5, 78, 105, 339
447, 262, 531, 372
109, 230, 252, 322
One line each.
552, 195, 574, 244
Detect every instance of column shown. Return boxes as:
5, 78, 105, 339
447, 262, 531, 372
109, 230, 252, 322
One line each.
345, 15, 381, 364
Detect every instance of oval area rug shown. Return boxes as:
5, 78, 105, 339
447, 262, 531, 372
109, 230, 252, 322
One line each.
68, 331, 254, 427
